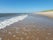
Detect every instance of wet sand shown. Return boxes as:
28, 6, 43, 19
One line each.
0, 14, 53, 40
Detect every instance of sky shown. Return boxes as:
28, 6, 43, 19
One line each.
0, 0, 53, 13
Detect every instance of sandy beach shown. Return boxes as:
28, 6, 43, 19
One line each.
0, 14, 53, 40
37, 12, 53, 18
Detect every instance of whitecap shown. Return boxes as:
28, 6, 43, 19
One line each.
0, 15, 28, 29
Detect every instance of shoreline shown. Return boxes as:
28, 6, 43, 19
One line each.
0, 14, 53, 40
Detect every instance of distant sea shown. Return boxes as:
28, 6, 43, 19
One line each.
0, 13, 28, 29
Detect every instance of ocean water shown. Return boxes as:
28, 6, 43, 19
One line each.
0, 13, 28, 29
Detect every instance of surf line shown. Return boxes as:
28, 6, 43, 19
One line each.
0, 15, 28, 29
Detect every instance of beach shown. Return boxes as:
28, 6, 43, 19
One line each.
0, 14, 53, 40
37, 12, 53, 18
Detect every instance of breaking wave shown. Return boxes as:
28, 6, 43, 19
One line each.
0, 15, 28, 29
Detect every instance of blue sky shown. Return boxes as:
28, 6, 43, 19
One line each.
0, 0, 53, 13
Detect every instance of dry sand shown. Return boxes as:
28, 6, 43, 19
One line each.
36, 12, 53, 18
0, 14, 53, 40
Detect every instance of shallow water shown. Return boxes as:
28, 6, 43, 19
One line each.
0, 13, 53, 40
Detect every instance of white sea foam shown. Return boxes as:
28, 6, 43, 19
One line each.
0, 15, 28, 29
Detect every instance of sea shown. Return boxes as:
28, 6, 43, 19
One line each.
0, 13, 28, 29
0, 13, 53, 29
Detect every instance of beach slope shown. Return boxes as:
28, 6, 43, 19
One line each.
0, 14, 53, 40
